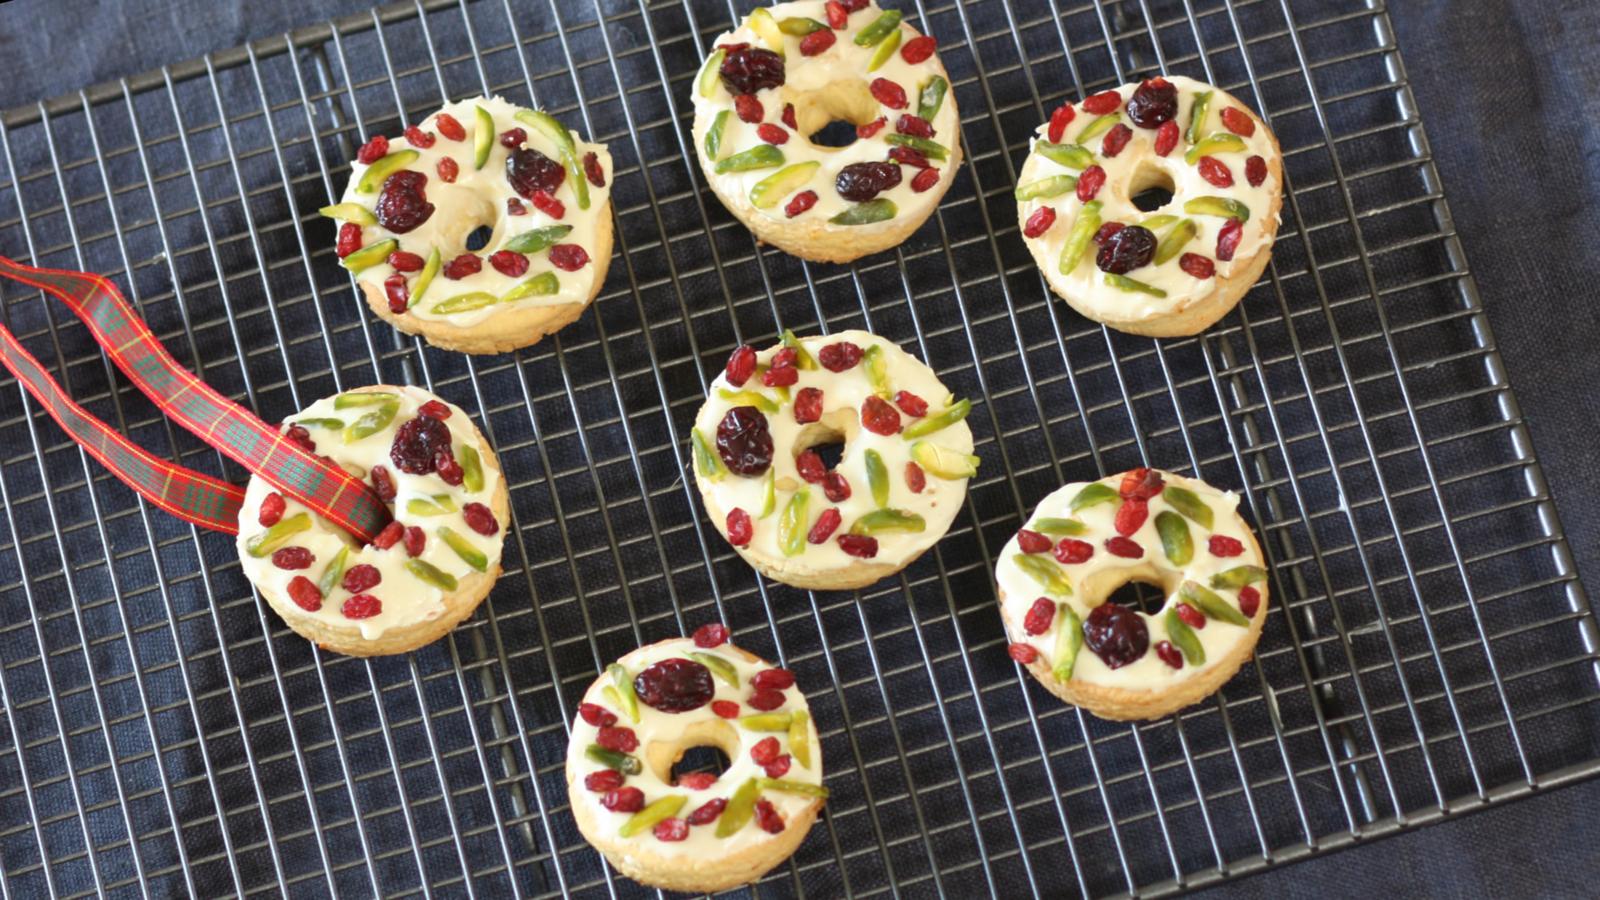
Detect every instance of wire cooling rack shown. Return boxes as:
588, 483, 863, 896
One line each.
0, 0, 1595, 896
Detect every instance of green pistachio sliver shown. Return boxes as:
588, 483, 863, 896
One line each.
1153, 218, 1198, 265
334, 391, 397, 409
1076, 113, 1120, 143
317, 546, 350, 597
318, 202, 376, 225
751, 162, 821, 209
404, 559, 459, 591
1030, 517, 1087, 536
867, 27, 902, 71
713, 144, 785, 174
431, 494, 458, 512
692, 428, 727, 481
865, 449, 890, 508
861, 344, 890, 396
514, 108, 576, 156
917, 75, 948, 121
704, 109, 730, 162
618, 796, 685, 838
759, 468, 777, 518
459, 443, 484, 493
756, 777, 830, 798
1161, 485, 1213, 529
1052, 604, 1083, 681
778, 16, 826, 35
1104, 274, 1167, 298
343, 399, 398, 444
901, 399, 971, 438
293, 417, 344, 430
405, 498, 450, 517
1184, 132, 1248, 165
689, 652, 740, 688
1186, 90, 1213, 145
1183, 195, 1251, 222
909, 441, 979, 479
430, 291, 500, 315
585, 743, 642, 775
500, 272, 560, 303
408, 246, 441, 308
1139, 214, 1180, 231
884, 133, 948, 161
717, 778, 760, 837
340, 238, 398, 274
1015, 175, 1078, 201
1180, 580, 1249, 626
788, 709, 812, 769
609, 663, 640, 722
602, 685, 626, 714
748, 8, 785, 56
850, 508, 926, 535
1211, 565, 1268, 590
716, 388, 780, 413
1013, 553, 1071, 596
356, 150, 420, 193
473, 105, 494, 169
246, 512, 310, 558
439, 526, 488, 572
781, 329, 818, 370
1034, 141, 1094, 170
829, 198, 897, 225
503, 225, 573, 255
1155, 511, 1193, 567
698, 48, 726, 98
739, 712, 793, 732
778, 489, 809, 557
1165, 608, 1206, 665
854, 9, 903, 46
1069, 482, 1118, 512
1058, 200, 1102, 274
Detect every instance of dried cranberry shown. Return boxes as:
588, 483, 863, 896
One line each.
436, 156, 459, 183
342, 564, 382, 594
822, 471, 851, 503
634, 658, 715, 713
1245, 155, 1267, 187
837, 534, 877, 558
1008, 642, 1038, 664
404, 125, 435, 149
1101, 123, 1133, 157
653, 818, 689, 842
860, 395, 901, 435
1094, 222, 1126, 245
1077, 164, 1106, 202
391, 415, 452, 475
383, 274, 409, 313
499, 127, 527, 149
434, 450, 464, 486
785, 190, 818, 217
1083, 603, 1148, 669
418, 399, 451, 420
442, 253, 481, 280
751, 668, 795, 691
793, 387, 823, 423
285, 424, 315, 453
893, 390, 928, 417
796, 450, 826, 483
584, 769, 623, 792
896, 114, 934, 138
597, 725, 639, 753
1096, 225, 1157, 274
579, 702, 618, 726
1055, 538, 1093, 564
1239, 585, 1262, 617
1216, 219, 1243, 261
772, 346, 797, 369
1120, 468, 1165, 499
1114, 498, 1148, 535
675, 770, 715, 789
462, 502, 499, 536
808, 507, 842, 543
799, 28, 836, 56
904, 462, 926, 493
404, 526, 426, 557
1047, 103, 1076, 143
687, 798, 727, 825
389, 250, 425, 272
271, 546, 314, 570
1220, 107, 1256, 137
734, 93, 764, 124
715, 406, 773, 476
781, 103, 797, 129
375, 171, 434, 234
888, 146, 929, 171
897, 36, 935, 64
724, 345, 757, 386
1179, 253, 1215, 279
1154, 119, 1179, 157
1125, 77, 1178, 128
435, 113, 466, 141
840, 0, 869, 11
286, 576, 322, 611
336, 222, 362, 258
529, 190, 565, 219
1208, 535, 1244, 557
825, 0, 848, 29
1023, 597, 1055, 635
506, 146, 565, 198
602, 787, 644, 813
356, 134, 389, 164
910, 167, 940, 193
342, 593, 382, 620
762, 365, 799, 388
489, 250, 529, 277
747, 688, 785, 711
856, 117, 887, 139
1081, 90, 1122, 114
726, 508, 752, 547
763, 755, 792, 779
1197, 156, 1233, 188
869, 77, 908, 109
1023, 207, 1057, 239
751, 736, 781, 765
1175, 601, 1205, 629
505, 197, 526, 216
548, 244, 589, 271
692, 624, 730, 649
258, 492, 285, 527
1016, 529, 1051, 554
1104, 536, 1144, 558
836, 161, 902, 202
818, 341, 862, 371
1155, 641, 1183, 669
583, 151, 606, 187
719, 46, 785, 95
711, 699, 740, 719
372, 520, 404, 550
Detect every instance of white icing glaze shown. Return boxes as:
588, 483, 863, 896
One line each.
693, 330, 974, 570
235, 386, 504, 640
567, 638, 822, 856
335, 95, 612, 327
995, 473, 1265, 689
692, 1, 959, 221
1017, 76, 1281, 322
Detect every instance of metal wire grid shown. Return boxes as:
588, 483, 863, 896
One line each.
0, 0, 1594, 895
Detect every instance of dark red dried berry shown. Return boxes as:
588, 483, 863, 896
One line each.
751, 668, 795, 691
896, 114, 934, 138
548, 244, 589, 271
435, 113, 465, 142
726, 508, 752, 547
860, 395, 901, 435
579, 702, 618, 727
1216, 218, 1243, 261
763, 755, 792, 779
825, 0, 848, 29
583, 151, 606, 187
1154, 119, 1179, 157
434, 450, 464, 486
372, 520, 404, 550
1208, 535, 1244, 557
505, 197, 526, 216
1023, 597, 1055, 635
529, 190, 566, 219
1179, 253, 1215, 279
893, 390, 928, 417
712, 699, 741, 719
1245, 155, 1267, 187
808, 507, 842, 544
356, 134, 389, 165
418, 399, 451, 420
693, 623, 730, 648
840, 0, 869, 12
462, 502, 499, 536
1197, 156, 1233, 188
442, 253, 482, 280
799, 28, 837, 56
901, 34, 936, 63
1077, 164, 1106, 202
1125, 77, 1178, 128
1055, 538, 1093, 564
403, 526, 426, 557
1023, 207, 1057, 239
634, 658, 715, 713
822, 471, 851, 503
389, 250, 426, 272
1081, 90, 1121, 114
734, 93, 765, 124
602, 787, 644, 813
437, 156, 459, 183
597, 725, 639, 753
1016, 529, 1052, 554
1239, 585, 1262, 618
836, 533, 877, 558
796, 449, 826, 483
272, 546, 314, 570
678, 771, 718, 789
818, 341, 862, 371
404, 126, 435, 149
1175, 601, 1205, 629
259, 492, 285, 527
747, 688, 785, 711
1155, 640, 1183, 669
489, 250, 529, 277
1048, 103, 1076, 143
1101, 123, 1133, 157
762, 364, 799, 388
285, 424, 315, 453
499, 127, 527, 149
785, 190, 818, 217
687, 798, 727, 825
1114, 498, 1148, 535
383, 274, 409, 313
793, 386, 823, 424
1096, 225, 1157, 274
1220, 106, 1256, 137
716, 406, 773, 476
725, 345, 757, 386
342, 563, 382, 594
904, 462, 926, 493
1094, 222, 1126, 245
584, 769, 623, 792
888, 144, 930, 168
375, 171, 434, 234
751, 736, 781, 765
286, 576, 322, 611
910, 166, 940, 193
1084, 603, 1148, 668
782, 103, 798, 129
391, 415, 452, 475
342, 593, 382, 619
719, 46, 785, 95
836, 161, 901, 201
869, 77, 908, 109
653, 818, 689, 842
1120, 468, 1165, 499
1104, 535, 1144, 558
336, 222, 362, 258
856, 117, 888, 140
1008, 642, 1038, 664
506, 146, 565, 198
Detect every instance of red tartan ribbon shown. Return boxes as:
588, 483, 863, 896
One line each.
0, 257, 390, 540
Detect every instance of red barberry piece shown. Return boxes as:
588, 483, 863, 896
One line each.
900, 35, 936, 64
818, 341, 862, 371
747, 687, 785, 712
751, 736, 781, 765
751, 668, 795, 690
442, 253, 481, 280
548, 244, 589, 271
677, 772, 719, 791
860, 395, 901, 435
1175, 601, 1205, 629
1077, 165, 1106, 201
687, 798, 727, 825
693, 622, 730, 648
796, 450, 826, 483
1016, 529, 1052, 554
904, 462, 926, 493
404, 125, 435, 149
1153, 119, 1179, 157
336, 222, 362, 258
583, 151, 605, 187
757, 123, 788, 145
498, 127, 527, 148
433, 156, 458, 183
435, 113, 466, 141
1245, 155, 1267, 187
342, 593, 382, 619
1197, 156, 1233, 188
1094, 221, 1126, 245
418, 399, 451, 420
1239, 586, 1262, 618
597, 725, 639, 753
1155, 641, 1183, 669
723, 345, 757, 388
836, 534, 878, 558
1208, 535, 1244, 557
602, 787, 644, 813
711, 699, 740, 719
356, 134, 388, 164
584, 769, 623, 792
383, 274, 409, 313
785, 190, 818, 217
505, 197, 526, 215
771, 348, 798, 370
372, 520, 404, 550
763, 755, 792, 779
271, 546, 314, 570
1008, 642, 1039, 664
910, 167, 940, 192
530, 190, 566, 219
893, 390, 928, 417
489, 249, 530, 277
1220, 107, 1256, 137
1120, 468, 1165, 499
1047, 103, 1076, 143
856, 116, 887, 139
1023, 207, 1057, 238
463, 502, 499, 536
755, 798, 785, 834
285, 424, 315, 453
342, 563, 382, 594
808, 507, 842, 544
366, 468, 396, 505
734, 93, 764, 124
579, 701, 618, 727
1055, 538, 1093, 564
762, 365, 799, 388
793, 387, 823, 424
286, 576, 322, 612
870, 78, 908, 109
1216, 218, 1243, 261
258, 492, 285, 527
887, 146, 930, 170
1023, 597, 1055, 635
1104, 536, 1144, 558
389, 250, 425, 272
403, 525, 426, 557
1101, 123, 1133, 157
1081, 90, 1122, 114
1114, 498, 1148, 535
782, 103, 798, 130
800, 28, 837, 56
1179, 252, 1215, 278
896, 114, 934, 138
823, 471, 851, 502
726, 508, 752, 547
434, 450, 464, 486
826, 0, 848, 29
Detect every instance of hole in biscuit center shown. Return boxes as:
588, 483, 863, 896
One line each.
785, 80, 881, 149
670, 745, 731, 786
644, 718, 741, 785
1129, 163, 1177, 212
792, 409, 857, 471
464, 224, 494, 252
1102, 579, 1166, 616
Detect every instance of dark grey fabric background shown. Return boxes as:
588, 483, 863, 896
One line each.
0, 0, 1595, 896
